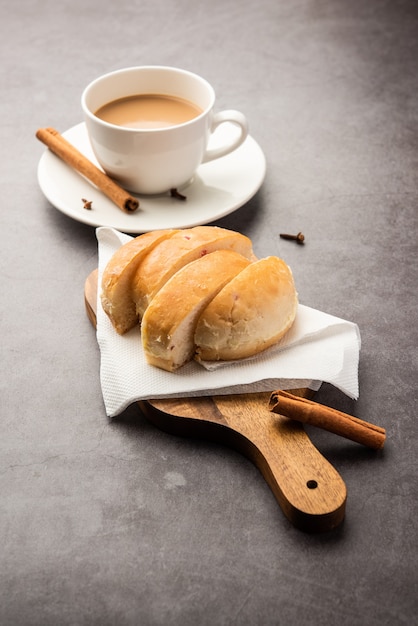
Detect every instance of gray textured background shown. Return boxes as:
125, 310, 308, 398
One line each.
1, 0, 417, 624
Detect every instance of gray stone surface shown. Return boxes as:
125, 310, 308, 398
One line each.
1, 0, 417, 624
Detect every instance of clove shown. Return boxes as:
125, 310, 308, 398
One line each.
82, 198, 93, 210
280, 231, 305, 244
170, 188, 187, 201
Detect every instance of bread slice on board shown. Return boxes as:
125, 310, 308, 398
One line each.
132, 226, 254, 319
194, 256, 298, 361
141, 250, 252, 371
100, 229, 179, 334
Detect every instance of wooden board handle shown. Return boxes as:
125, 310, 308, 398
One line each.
143, 395, 347, 532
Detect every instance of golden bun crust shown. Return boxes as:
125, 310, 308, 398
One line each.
194, 256, 298, 361
141, 250, 252, 371
99, 226, 298, 372
100, 229, 178, 334
132, 226, 254, 318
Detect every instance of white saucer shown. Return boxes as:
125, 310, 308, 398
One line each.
37, 122, 266, 233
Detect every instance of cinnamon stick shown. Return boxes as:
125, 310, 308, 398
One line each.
268, 390, 386, 449
36, 127, 139, 213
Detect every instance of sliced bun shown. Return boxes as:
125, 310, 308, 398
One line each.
100, 226, 298, 372
100, 229, 179, 334
194, 256, 298, 361
141, 250, 252, 371
132, 226, 254, 319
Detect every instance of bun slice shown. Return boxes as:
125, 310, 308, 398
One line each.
101, 229, 179, 334
194, 256, 298, 362
99, 226, 299, 373
132, 226, 254, 319
141, 250, 252, 371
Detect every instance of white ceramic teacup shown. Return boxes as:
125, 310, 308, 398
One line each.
81, 66, 248, 195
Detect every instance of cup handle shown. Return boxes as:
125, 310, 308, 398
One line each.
202, 110, 248, 163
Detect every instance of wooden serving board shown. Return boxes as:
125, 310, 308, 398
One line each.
85, 269, 346, 532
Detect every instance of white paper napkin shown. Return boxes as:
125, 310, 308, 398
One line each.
96, 227, 361, 417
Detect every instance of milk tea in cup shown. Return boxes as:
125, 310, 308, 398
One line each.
81, 66, 248, 195
94, 93, 203, 129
